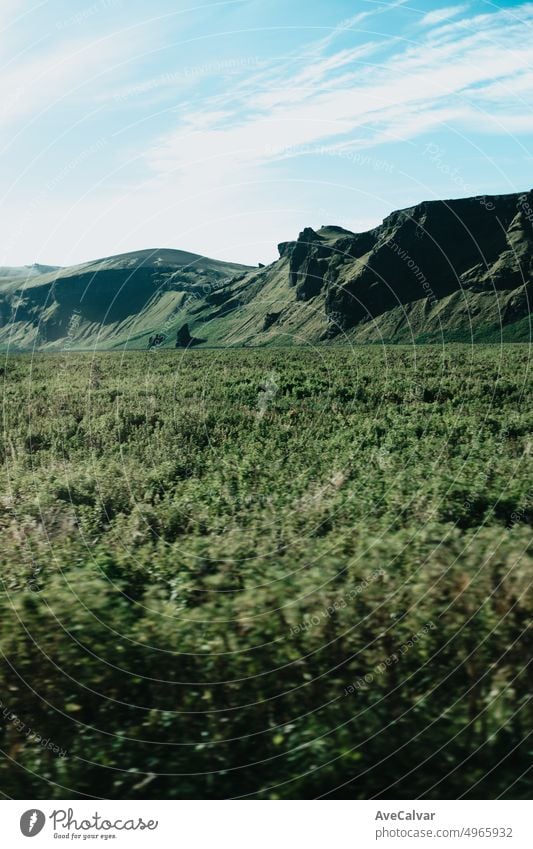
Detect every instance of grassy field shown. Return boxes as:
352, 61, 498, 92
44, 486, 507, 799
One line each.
0, 344, 531, 799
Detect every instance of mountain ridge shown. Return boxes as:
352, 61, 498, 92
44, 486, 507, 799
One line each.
1, 190, 531, 350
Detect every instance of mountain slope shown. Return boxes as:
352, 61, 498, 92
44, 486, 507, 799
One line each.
0, 249, 251, 350
1, 191, 531, 350
0, 263, 61, 280
180, 190, 532, 346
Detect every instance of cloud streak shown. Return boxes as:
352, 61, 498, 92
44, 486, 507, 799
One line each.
145, 1, 533, 187
2, 0, 533, 267
418, 4, 468, 27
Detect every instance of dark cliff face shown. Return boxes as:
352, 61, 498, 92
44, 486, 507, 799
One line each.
278, 191, 533, 336
1, 191, 531, 349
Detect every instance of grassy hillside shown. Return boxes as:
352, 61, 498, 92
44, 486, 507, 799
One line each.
0, 345, 531, 799
0, 249, 251, 351
1, 191, 531, 351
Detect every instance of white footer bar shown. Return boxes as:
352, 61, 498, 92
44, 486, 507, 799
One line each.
1, 800, 530, 848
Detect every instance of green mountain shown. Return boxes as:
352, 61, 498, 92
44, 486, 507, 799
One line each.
1, 190, 531, 350
0, 249, 249, 350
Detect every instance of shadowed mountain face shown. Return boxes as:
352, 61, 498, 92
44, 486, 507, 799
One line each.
1, 191, 532, 350
0, 249, 250, 350
278, 191, 533, 342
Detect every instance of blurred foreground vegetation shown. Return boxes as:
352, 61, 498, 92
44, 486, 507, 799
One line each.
0, 345, 531, 798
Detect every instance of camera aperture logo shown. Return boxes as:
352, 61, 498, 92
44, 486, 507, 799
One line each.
20, 809, 46, 837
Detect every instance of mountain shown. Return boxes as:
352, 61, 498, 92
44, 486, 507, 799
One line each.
0, 263, 61, 280
0, 249, 250, 350
1, 191, 531, 350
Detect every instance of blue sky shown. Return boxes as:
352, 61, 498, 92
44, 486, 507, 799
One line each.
1, 0, 532, 266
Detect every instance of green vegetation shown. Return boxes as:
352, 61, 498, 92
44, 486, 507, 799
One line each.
2, 190, 532, 352
0, 345, 531, 799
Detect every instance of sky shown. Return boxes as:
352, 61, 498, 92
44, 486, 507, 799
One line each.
1, 0, 532, 267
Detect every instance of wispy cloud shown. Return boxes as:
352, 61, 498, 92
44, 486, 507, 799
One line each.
0, 0, 43, 32
311, 1, 405, 50
418, 4, 468, 27
2, 0, 533, 267
0, 30, 136, 136
145, 1, 533, 186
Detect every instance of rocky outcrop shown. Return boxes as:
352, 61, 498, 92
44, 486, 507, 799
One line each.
278, 191, 533, 336
263, 311, 282, 330
175, 323, 202, 348
284, 228, 329, 301
148, 333, 166, 349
